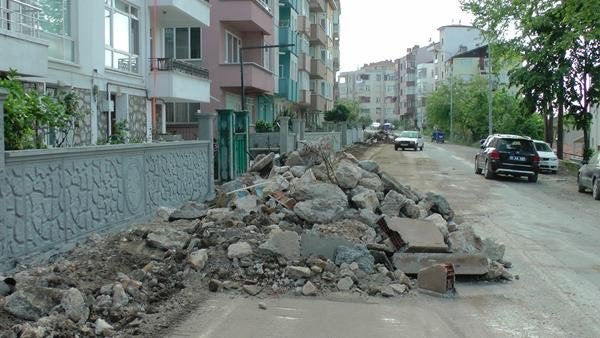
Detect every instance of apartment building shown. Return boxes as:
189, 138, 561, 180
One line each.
338, 60, 397, 123
416, 62, 435, 129
433, 25, 484, 84
395, 45, 434, 129
307, 0, 338, 127
0, 0, 211, 144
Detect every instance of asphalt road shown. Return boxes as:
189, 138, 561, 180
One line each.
168, 142, 600, 338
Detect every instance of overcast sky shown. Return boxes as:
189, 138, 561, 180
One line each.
339, 0, 474, 72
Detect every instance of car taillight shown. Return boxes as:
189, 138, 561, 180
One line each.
533, 154, 540, 165
489, 148, 500, 160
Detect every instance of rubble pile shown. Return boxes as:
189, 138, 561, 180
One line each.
0, 143, 513, 337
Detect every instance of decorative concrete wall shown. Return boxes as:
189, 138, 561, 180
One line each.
249, 132, 280, 150
0, 141, 214, 271
303, 132, 342, 153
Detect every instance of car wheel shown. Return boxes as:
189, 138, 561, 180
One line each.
483, 160, 494, 179
578, 174, 587, 193
420, 145, 424, 151
528, 174, 538, 183
593, 179, 600, 200
394, 145, 398, 151
401, 148, 405, 151
474, 158, 482, 175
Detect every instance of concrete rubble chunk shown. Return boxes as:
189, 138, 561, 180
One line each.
294, 199, 345, 224
0, 277, 16, 297
61, 287, 89, 323
402, 199, 422, 219
169, 201, 208, 221
292, 182, 348, 207
425, 192, 454, 220
290, 166, 307, 177
351, 189, 380, 212
390, 284, 408, 294
358, 209, 382, 228
312, 219, 375, 244
417, 264, 456, 295
300, 233, 354, 260
381, 190, 409, 217
112, 283, 129, 308
482, 238, 506, 262
287, 266, 312, 279
358, 160, 379, 173
384, 217, 448, 253
285, 151, 305, 167
334, 245, 375, 273
232, 194, 258, 214
209, 279, 223, 292
250, 152, 275, 172
379, 172, 420, 202
146, 229, 191, 251
424, 213, 450, 239
3, 288, 63, 321
95, 318, 114, 336
358, 176, 385, 192
228, 242, 253, 259
259, 230, 301, 260
380, 286, 396, 297
299, 168, 317, 183
447, 226, 483, 254
337, 276, 354, 291
263, 175, 290, 196
335, 160, 363, 189
393, 253, 489, 275
188, 249, 209, 270
155, 206, 176, 221
302, 281, 317, 296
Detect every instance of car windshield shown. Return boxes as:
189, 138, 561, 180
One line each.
535, 142, 552, 152
496, 139, 535, 153
399, 131, 418, 138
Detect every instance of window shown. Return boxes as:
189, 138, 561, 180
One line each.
263, 43, 271, 70
165, 103, 201, 124
39, 0, 75, 62
225, 31, 241, 63
164, 27, 202, 60
105, 0, 139, 73
376, 74, 382, 81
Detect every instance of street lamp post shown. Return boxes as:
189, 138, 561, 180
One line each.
239, 44, 295, 111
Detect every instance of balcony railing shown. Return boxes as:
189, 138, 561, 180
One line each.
150, 58, 209, 79
0, 0, 41, 38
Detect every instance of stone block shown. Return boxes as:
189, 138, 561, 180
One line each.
417, 264, 455, 295
392, 253, 489, 275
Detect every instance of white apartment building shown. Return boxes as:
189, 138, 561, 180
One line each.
416, 62, 435, 129
0, 0, 211, 145
434, 25, 484, 84
338, 60, 397, 123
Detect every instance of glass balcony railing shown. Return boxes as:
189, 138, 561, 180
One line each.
0, 0, 41, 38
279, 78, 298, 102
279, 26, 298, 54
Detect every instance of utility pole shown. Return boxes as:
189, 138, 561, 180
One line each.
450, 67, 453, 142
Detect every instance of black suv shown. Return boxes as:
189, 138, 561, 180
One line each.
475, 134, 540, 182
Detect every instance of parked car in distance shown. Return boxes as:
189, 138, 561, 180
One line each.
431, 131, 445, 143
577, 151, 600, 200
533, 140, 559, 174
394, 131, 424, 151
475, 134, 540, 182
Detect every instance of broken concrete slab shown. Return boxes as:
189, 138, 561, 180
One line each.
379, 172, 420, 202
383, 217, 448, 253
380, 190, 409, 218
447, 225, 483, 254
146, 229, 191, 251
334, 245, 375, 273
300, 233, 354, 260
424, 213, 449, 239
294, 199, 346, 224
392, 253, 489, 275
358, 160, 379, 173
292, 182, 348, 207
227, 242, 253, 259
287, 266, 312, 279
232, 195, 258, 214
259, 230, 301, 261
358, 176, 384, 192
482, 238, 506, 262
302, 281, 317, 296
285, 151, 305, 167
425, 192, 454, 220
290, 166, 307, 178
417, 264, 456, 296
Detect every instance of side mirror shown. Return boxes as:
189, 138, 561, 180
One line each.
480, 145, 485, 149
480, 139, 486, 145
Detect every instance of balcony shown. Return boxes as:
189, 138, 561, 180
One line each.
153, 0, 210, 26
0, 0, 48, 77
219, 0, 274, 35
219, 62, 274, 93
279, 26, 298, 54
309, 0, 325, 12
148, 58, 210, 103
310, 93, 327, 112
310, 59, 326, 79
310, 24, 326, 46
299, 52, 311, 72
297, 16, 309, 34
299, 89, 311, 104
278, 78, 298, 102
333, 23, 339, 39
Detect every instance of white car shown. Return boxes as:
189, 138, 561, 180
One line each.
394, 131, 424, 151
534, 140, 559, 174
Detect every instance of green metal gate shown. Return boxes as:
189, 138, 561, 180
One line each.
217, 109, 249, 181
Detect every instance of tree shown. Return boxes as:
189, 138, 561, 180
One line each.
324, 103, 351, 123
461, 0, 600, 160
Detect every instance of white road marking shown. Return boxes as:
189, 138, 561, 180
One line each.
428, 143, 473, 168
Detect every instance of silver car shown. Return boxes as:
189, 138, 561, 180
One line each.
394, 131, 424, 151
